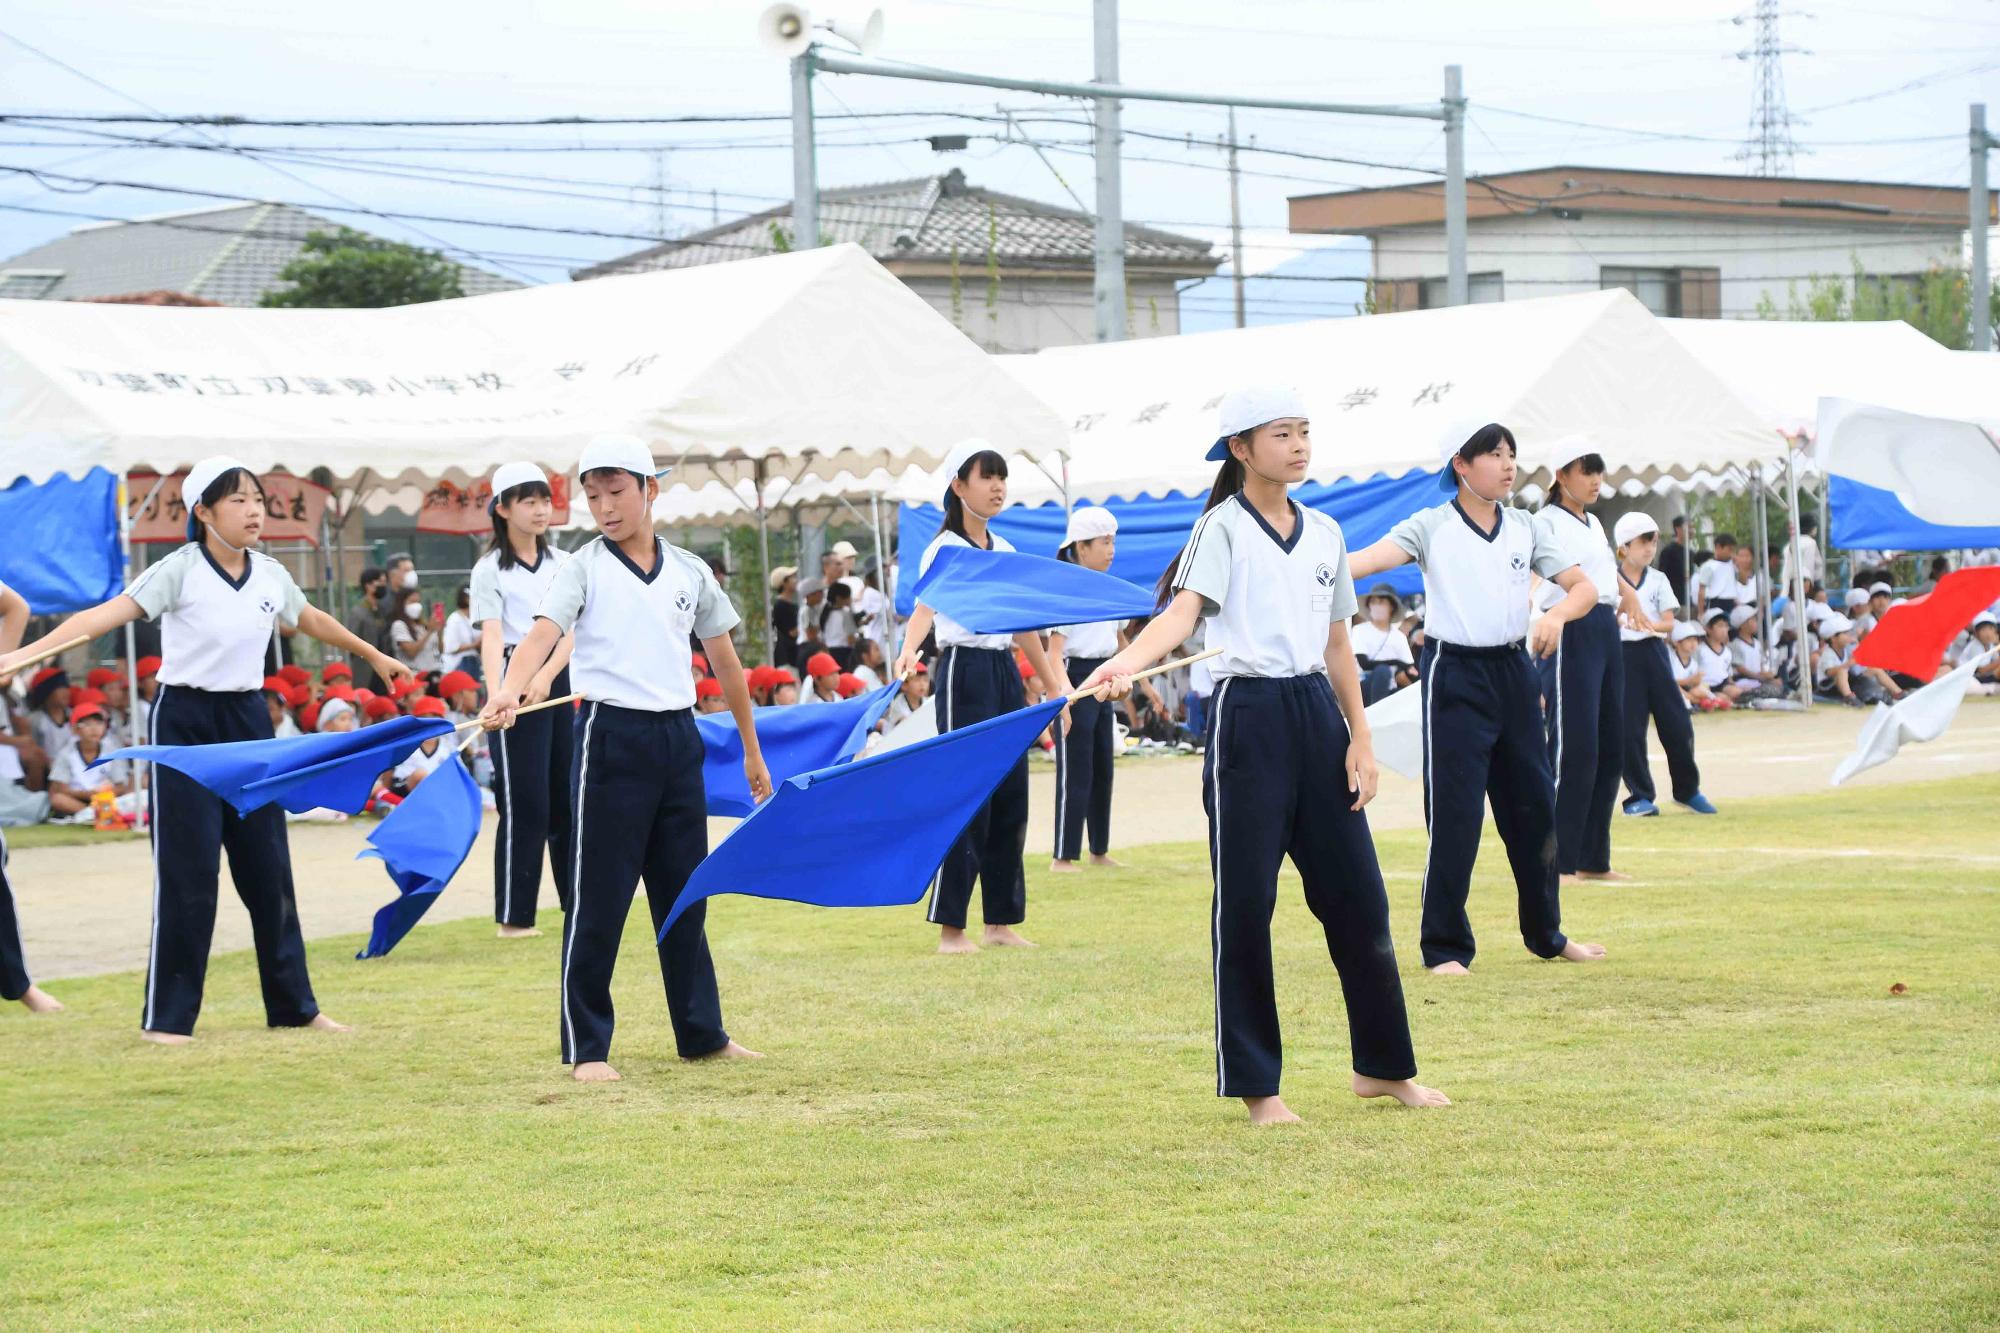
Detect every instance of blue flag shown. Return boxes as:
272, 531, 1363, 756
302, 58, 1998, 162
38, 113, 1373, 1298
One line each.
694, 680, 901, 816
354, 752, 484, 959
911, 544, 1158, 635
101, 716, 454, 816
661, 696, 1065, 937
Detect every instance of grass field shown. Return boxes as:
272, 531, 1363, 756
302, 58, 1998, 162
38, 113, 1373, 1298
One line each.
4, 774, 1997, 1329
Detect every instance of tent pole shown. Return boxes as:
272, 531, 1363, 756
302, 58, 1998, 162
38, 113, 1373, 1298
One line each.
1751, 463, 1771, 672
1784, 441, 1811, 707
118, 474, 141, 756
755, 458, 775, 666
869, 488, 891, 665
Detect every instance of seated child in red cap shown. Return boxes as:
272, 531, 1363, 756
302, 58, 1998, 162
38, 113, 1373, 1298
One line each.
262, 675, 302, 739
770, 667, 800, 706
694, 676, 728, 714
801, 651, 841, 705
46, 701, 132, 820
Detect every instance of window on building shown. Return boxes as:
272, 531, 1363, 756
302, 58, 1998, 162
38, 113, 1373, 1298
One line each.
0, 269, 64, 300
1373, 272, 1503, 312
1599, 266, 1720, 319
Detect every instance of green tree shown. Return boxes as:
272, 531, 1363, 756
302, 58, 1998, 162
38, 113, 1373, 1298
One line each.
1754, 258, 1991, 350
260, 228, 465, 308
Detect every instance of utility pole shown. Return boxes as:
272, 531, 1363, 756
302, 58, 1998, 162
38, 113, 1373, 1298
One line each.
1443, 64, 1467, 307
1092, 0, 1126, 342
1974, 102, 1992, 352
1226, 107, 1246, 328
790, 49, 820, 250
1734, 0, 1806, 176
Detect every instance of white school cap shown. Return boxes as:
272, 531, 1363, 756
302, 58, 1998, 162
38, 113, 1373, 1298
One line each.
315, 697, 355, 731
1729, 604, 1758, 629
182, 455, 252, 512
829, 540, 859, 559
1844, 587, 1871, 607
1868, 581, 1892, 595
1703, 607, 1730, 625
1670, 620, 1705, 642
1208, 385, 1307, 461
1061, 505, 1118, 548
1973, 612, 1998, 628
1821, 613, 1855, 635
942, 437, 998, 479
577, 433, 668, 479
1434, 417, 1505, 492
490, 461, 548, 501
1612, 512, 1658, 547
1545, 436, 1602, 475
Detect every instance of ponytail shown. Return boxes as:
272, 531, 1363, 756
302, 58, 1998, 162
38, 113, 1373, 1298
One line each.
1154, 452, 1246, 607
488, 480, 553, 571
1056, 542, 1079, 565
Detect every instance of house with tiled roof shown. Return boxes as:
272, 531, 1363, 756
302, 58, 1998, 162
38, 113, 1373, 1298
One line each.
0, 202, 521, 307
573, 168, 1219, 352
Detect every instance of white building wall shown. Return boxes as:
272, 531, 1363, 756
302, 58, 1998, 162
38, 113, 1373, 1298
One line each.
1371, 212, 1963, 318
901, 275, 1184, 353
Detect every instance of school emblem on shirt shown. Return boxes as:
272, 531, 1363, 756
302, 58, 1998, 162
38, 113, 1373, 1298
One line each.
258, 597, 277, 614
1313, 562, 1336, 588
1509, 553, 1527, 573
674, 591, 694, 613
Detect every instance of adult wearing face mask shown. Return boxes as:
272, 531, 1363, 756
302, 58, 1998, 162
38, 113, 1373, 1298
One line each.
389, 584, 444, 677
343, 565, 391, 691
1349, 584, 1416, 705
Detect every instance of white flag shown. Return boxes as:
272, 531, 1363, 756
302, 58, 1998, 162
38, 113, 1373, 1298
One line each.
1831, 648, 1997, 786
1364, 680, 1425, 781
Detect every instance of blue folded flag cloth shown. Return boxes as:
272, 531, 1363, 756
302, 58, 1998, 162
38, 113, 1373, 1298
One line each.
101, 715, 454, 816
354, 752, 485, 959
911, 544, 1158, 635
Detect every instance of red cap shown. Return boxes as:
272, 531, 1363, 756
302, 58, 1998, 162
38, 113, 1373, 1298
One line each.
283, 685, 311, 709
437, 670, 479, 698
278, 665, 311, 687
262, 674, 290, 694
365, 696, 402, 719
321, 661, 353, 682
691, 652, 710, 676
806, 652, 839, 679
746, 665, 775, 690
71, 702, 107, 724
70, 687, 107, 713
87, 667, 121, 689
325, 683, 355, 703
772, 668, 798, 686
836, 673, 864, 698
391, 677, 424, 699
694, 677, 723, 699
354, 688, 377, 705
29, 667, 63, 690
408, 696, 447, 719
299, 701, 322, 731
135, 656, 162, 680
907, 659, 927, 675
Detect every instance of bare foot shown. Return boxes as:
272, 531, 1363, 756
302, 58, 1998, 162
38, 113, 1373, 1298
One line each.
1559, 873, 1583, 889
1353, 1073, 1452, 1107
1577, 870, 1634, 883
938, 926, 980, 954
1049, 859, 1082, 874
1088, 854, 1122, 868
306, 1013, 351, 1033
1428, 961, 1471, 976
1244, 1095, 1302, 1125
497, 924, 542, 938
140, 1030, 193, 1046
687, 1039, 764, 1061
19, 985, 62, 1013
982, 924, 1037, 948
572, 1061, 621, 1082
1560, 939, 1607, 962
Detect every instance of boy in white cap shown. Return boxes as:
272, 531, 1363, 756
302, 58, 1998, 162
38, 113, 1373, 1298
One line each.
1081, 386, 1448, 1123
1346, 421, 1608, 976
483, 434, 769, 1083
1612, 512, 1713, 816
0, 456, 413, 1042
1049, 505, 1126, 872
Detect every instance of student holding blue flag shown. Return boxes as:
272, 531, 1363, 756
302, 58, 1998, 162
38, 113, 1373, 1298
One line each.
893, 439, 1072, 954
1049, 505, 1128, 874
1077, 388, 1449, 1126
0, 456, 415, 1044
0, 576, 61, 1015
482, 434, 769, 1085
471, 461, 575, 940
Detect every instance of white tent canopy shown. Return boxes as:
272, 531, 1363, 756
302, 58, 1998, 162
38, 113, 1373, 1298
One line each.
0, 243, 1066, 490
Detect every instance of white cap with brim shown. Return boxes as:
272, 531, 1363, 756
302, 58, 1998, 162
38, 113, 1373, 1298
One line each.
490, 461, 549, 502
577, 433, 669, 480
1703, 607, 1730, 625
768, 564, 798, 591
1821, 613, 1855, 635
829, 540, 859, 559
182, 455, 253, 536
1061, 505, 1118, 548
1612, 512, 1659, 547
1844, 588, 1871, 607
1729, 604, 1759, 629
1207, 386, 1307, 462
1434, 417, 1503, 492
316, 698, 355, 731
1974, 613, 1998, 629
1671, 621, 1705, 642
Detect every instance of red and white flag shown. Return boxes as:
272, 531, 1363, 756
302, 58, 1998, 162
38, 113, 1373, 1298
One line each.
1852, 567, 2000, 680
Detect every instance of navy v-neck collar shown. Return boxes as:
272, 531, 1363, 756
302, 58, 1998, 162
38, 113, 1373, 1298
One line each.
1236, 492, 1303, 554
1620, 567, 1643, 590
509, 545, 545, 575
1451, 498, 1502, 544
606, 536, 663, 584
1552, 503, 1591, 527
198, 542, 253, 591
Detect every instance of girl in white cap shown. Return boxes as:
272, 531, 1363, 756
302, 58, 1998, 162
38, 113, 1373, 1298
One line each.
894, 439, 1071, 953
1080, 387, 1447, 1125
1611, 512, 1713, 817
1530, 446, 1661, 887
471, 461, 576, 939
483, 434, 767, 1083
1049, 505, 1127, 873
1344, 422, 1607, 977
0, 457, 414, 1043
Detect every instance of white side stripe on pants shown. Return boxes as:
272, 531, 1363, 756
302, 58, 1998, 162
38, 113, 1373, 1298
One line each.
1208, 676, 1234, 1098
560, 702, 598, 1059
141, 687, 170, 1032
925, 648, 956, 923
496, 723, 515, 922
1417, 654, 1442, 911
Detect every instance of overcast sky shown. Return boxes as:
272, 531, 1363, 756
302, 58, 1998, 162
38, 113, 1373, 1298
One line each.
2, 0, 1995, 321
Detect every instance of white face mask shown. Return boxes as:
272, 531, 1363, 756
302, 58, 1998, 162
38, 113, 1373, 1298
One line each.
401, 571, 419, 590
405, 601, 423, 619
1368, 603, 1391, 625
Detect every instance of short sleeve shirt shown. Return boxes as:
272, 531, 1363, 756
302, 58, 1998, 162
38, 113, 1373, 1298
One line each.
1386, 501, 1573, 648
1619, 567, 1678, 643
470, 546, 568, 648
1170, 494, 1356, 680
537, 536, 738, 712
125, 544, 307, 693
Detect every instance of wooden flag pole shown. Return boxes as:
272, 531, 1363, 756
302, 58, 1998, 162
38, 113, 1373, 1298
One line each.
455, 692, 582, 734
1065, 646, 1221, 702
0, 634, 92, 686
